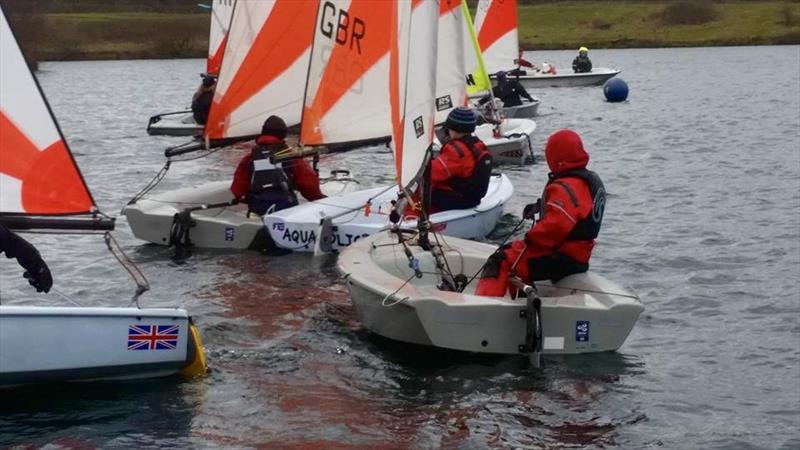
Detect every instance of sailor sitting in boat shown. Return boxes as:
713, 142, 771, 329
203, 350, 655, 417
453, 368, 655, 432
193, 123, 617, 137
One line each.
0, 223, 53, 293
476, 129, 605, 297
230, 116, 326, 216
429, 107, 493, 211
508, 49, 537, 76
480, 71, 533, 108
572, 47, 593, 73
191, 75, 216, 125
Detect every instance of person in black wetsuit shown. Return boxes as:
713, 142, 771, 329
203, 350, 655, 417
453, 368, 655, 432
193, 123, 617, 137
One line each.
0, 223, 53, 293
191, 75, 216, 125
572, 47, 592, 73
480, 71, 533, 108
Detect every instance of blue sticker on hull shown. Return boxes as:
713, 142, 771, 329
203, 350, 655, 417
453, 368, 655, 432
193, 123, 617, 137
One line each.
576, 321, 590, 342
225, 227, 235, 241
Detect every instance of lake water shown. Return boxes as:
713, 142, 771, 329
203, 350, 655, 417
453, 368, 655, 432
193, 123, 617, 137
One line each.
1, 46, 799, 449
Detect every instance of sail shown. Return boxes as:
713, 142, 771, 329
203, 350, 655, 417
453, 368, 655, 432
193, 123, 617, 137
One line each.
391, 0, 438, 189
300, 0, 399, 146
433, 0, 468, 125
204, 0, 317, 141
474, 0, 518, 74
207, 0, 235, 75
0, 7, 95, 217
462, 1, 493, 97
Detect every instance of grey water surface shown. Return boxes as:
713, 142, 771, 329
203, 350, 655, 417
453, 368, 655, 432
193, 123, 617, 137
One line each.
1, 46, 799, 449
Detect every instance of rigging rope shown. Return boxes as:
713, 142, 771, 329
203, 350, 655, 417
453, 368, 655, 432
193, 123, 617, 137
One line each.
460, 215, 528, 292
104, 232, 150, 307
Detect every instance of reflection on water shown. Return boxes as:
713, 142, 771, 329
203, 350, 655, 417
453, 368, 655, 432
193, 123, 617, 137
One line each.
1, 46, 799, 448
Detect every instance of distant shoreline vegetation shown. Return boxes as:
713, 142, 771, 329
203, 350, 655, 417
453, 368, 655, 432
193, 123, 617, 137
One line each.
3, 0, 799, 64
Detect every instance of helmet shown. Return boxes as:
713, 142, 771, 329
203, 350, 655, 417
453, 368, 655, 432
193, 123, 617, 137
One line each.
579, 46, 589, 53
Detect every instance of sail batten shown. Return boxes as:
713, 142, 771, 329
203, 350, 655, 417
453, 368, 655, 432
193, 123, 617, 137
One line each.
0, 7, 97, 218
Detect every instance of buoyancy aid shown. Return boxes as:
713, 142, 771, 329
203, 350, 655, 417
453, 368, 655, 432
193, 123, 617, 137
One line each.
445, 136, 493, 205
248, 142, 298, 216
543, 169, 605, 242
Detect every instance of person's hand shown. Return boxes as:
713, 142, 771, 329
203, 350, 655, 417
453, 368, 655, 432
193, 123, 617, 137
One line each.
23, 263, 52, 293
522, 200, 540, 220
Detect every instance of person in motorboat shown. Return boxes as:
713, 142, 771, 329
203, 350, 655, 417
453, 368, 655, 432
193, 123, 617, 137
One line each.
482, 71, 534, 108
230, 115, 326, 216
509, 49, 536, 76
475, 129, 605, 297
191, 75, 216, 125
0, 223, 53, 293
572, 47, 593, 73
428, 107, 493, 212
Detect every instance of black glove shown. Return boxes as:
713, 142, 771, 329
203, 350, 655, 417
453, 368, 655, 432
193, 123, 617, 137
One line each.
23, 264, 52, 293
522, 200, 541, 220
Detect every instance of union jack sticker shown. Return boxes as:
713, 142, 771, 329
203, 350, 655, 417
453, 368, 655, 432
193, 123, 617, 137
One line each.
128, 324, 179, 350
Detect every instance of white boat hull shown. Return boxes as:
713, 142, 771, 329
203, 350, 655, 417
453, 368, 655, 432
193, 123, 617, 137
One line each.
263, 173, 513, 252
473, 118, 537, 165
338, 233, 643, 355
503, 68, 621, 89
0, 306, 205, 387
502, 99, 539, 119
147, 110, 204, 137
124, 173, 512, 252
123, 174, 361, 250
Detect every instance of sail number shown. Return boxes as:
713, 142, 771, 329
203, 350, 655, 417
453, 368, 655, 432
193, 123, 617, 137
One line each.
319, 1, 365, 54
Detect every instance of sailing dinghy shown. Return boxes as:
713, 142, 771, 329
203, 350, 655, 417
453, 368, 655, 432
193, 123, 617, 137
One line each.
126, 0, 512, 254
0, 7, 206, 387
337, 0, 642, 363
435, 0, 537, 165
475, 0, 620, 89
146, 0, 235, 137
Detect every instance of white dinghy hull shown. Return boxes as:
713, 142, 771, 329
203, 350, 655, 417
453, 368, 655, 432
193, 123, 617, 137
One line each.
264, 174, 513, 252
338, 233, 643, 355
507, 68, 621, 89
146, 110, 204, 137
473, 118, 537, 165
0, 306, 205, 387
123, 175, 360, 250
502, 99, 539, 119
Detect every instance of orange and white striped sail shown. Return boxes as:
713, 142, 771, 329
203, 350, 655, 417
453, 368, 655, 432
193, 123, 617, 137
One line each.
204, 0, 317, 140
391, 0, 439, 189
301, 0, 399, 146
0, 8, 94, 216
474, 0, 518, 74
206, 0, 235, 75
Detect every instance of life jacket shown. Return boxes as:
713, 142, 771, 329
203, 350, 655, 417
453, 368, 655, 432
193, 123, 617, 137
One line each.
544, 169, 605, 241
446, 136, 493, 206
248, 142, 298, 216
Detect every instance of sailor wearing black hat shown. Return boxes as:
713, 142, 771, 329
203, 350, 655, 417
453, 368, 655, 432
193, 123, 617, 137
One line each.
428, 107, 493, 212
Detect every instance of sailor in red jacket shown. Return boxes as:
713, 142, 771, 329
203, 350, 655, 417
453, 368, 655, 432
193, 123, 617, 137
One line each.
476, 129, 605, 297
230, 115, 325, 216
429, 107, 493, 212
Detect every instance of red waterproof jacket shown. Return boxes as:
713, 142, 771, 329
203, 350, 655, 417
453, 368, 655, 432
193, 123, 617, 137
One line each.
525, 130, 597, 264
230, 136, 325, 201
430, 136, 490, 192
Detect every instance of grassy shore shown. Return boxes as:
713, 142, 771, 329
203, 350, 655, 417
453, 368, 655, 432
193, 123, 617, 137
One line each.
519, 1, 800, 49
6, 1, 800, 62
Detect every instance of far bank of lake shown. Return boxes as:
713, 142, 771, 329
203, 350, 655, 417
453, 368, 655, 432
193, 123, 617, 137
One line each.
6, 1, 800, 62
